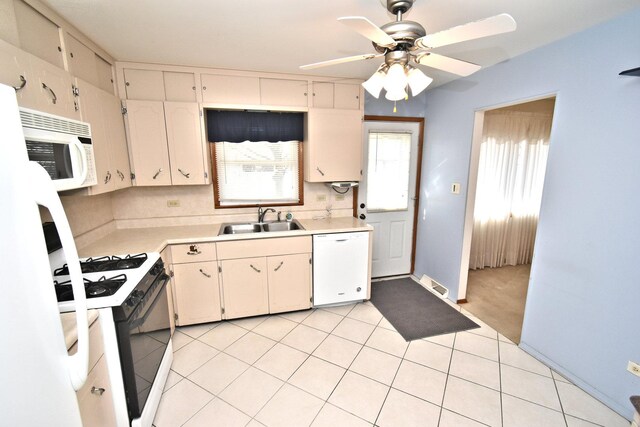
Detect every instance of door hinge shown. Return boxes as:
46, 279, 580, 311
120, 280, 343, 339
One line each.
204, 172, 208, 179
221, 307, 225, 315
218, 265, 222, 273
169, 269, 174, 278
174, 313, 178, 321
310, 296, 313, 303
309, 257, 312, 264
121, 104, 127, 115
71, 84, 79, 97
199, 110, 203, 117
74, 100, 79, 112
130, 172, 135, 180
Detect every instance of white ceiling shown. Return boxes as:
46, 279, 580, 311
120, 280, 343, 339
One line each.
42, 0, 640, 87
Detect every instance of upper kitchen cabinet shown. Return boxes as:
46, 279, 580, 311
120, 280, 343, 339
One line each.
123, 69, 166, 100
164, 71, 197, 102
124, 100, 172, 186
31, 53, 80, 119
12, 0, 64, 69
201, 74, 260, 105
164, 102, 207, 185
65, 33, 98, 86
311, 82, 334, 108
305, 108, 363, 182
0, 39, 39, 110
311, 81, 361, 110
260, 78, 308, 107
95, 55, 114, 94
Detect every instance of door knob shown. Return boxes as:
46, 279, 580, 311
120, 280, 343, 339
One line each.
359, 214, 366, 220
360, 203, 365, 209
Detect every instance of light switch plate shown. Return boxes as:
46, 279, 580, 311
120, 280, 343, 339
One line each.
167, 200, 180, 207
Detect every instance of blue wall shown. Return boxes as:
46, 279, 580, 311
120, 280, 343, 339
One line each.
386, 8, 640, 418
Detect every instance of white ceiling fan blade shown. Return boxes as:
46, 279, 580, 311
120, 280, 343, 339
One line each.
415, 13, 517, 49
415, 53, 481, 76
338, 16, 397, 48
300, 53, 383, 70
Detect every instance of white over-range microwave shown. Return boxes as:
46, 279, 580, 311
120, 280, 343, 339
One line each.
20, 108, 97, 192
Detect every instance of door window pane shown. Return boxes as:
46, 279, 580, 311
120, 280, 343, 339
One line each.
366, 132, 412, 211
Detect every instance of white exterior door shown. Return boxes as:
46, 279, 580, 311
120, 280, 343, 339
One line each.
357, 121, 420, 278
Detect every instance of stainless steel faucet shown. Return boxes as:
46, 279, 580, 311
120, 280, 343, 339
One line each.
257, 207, 276, 223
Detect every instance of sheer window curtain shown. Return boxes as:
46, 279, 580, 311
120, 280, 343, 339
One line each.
469, 111, 552, 270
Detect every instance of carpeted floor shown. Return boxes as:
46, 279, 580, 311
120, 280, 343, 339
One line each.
463, 264, 530, 343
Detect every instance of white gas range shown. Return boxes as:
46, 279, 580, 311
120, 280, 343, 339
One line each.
49, 249, 173, 427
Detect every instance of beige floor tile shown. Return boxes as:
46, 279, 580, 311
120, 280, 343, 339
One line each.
224, 332, 276, 364
449, 350, 500, 391
377, 388, 440, 427
153, 378, 213, 427
424, 332, 456, 348
404, 339, 452, 373
246, 421, 266, 427
392, 360, 447, 406
502, 394, 566, 427
288, 356, 346, 400
312, 334, 362, 368
256, 383, 324, 427
171, 330, 194, 351
501, 364, 561, 411
163, 369, 183, 392
230, 315, 269, 330
328, 371, 389, 423
376, 317, 398, 332
219, 367, 283, 417
346, 303, 383, 325
302, 309, 344, 332
171, 340, 219, 376
499, 341, 552, 377
198, 322, 247, 351
442, 376, 502, 427
183, 398, 251, 427
278, 309, 314, 323
178, 322, 218, 339
254, 343, 308, 381
252, 316, 297, 341
188, 352, 249, 395
454, 332, 499, 361
438, 409, 487, 426
552, 370, 572, 383
281, 324, 328, 354
349, 346, 401, 385
499, 333, 515, 344
311, 403, 372, 427
332, 317, 376, 344
463, 314, 498, 340
365, 327, 408, 358
320, 303, 357, 317
556, 381, 630, 427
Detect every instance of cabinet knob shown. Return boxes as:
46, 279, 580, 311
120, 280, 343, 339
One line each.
359, 214, 366, 220
90, 386, 105, 396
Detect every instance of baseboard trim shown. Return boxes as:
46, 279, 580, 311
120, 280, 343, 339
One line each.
457, 299, 468, 304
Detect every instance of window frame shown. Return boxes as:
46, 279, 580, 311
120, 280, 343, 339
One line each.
210, 141, 305, 209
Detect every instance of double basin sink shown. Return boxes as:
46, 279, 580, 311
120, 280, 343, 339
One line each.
219, 219, 304, 235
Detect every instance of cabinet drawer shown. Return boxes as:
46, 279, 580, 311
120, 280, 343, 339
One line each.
217, 236, 311, 260
171, 242, 217, 263
68, 316, 103, 372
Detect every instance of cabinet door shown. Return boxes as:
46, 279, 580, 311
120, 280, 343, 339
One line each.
312, 82, 333, 108
164, 71, 196, 102
13, 0, 64, 68
165, 102, 206, 185
201, 74, 260, 105
173, 261, 222, 326
267, 254, 311, 313
76, 79, 113, 194
123, 69, 165, 100
0, 39, 39, 110
260, 78, 308, 107
95, 55, 114, 95
76, 356, 117, 427
65, 33, 98, 86
32, 55, 80, 119
305, 109, 363, 182
220, 257, 269, 319
334, 84, 361, 110
125, 100, 172, 186
102, 91, 132, 191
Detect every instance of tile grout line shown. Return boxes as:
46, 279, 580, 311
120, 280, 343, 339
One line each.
436, 330, 458, 426
498, 331, 504, 427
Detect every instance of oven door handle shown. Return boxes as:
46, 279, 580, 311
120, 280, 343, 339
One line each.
128, 273, 170, 330
28, 162, 88, 391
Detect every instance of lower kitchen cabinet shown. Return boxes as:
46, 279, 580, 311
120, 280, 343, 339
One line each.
267, 253, 311, 314
220, 257, 269, 319
172, 261, 222, 326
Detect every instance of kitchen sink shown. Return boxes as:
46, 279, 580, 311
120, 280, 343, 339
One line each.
218, 219, 304, 235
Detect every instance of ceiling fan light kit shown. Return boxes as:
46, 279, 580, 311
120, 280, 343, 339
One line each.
300, 0, 517, 105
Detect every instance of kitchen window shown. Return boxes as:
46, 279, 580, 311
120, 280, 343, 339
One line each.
211, 140, 303, 208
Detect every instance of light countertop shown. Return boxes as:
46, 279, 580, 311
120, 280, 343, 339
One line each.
78, 217, 372, 257
60, 309, 99, 350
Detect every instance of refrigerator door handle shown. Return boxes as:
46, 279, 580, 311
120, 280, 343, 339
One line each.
29, 162, 88, 391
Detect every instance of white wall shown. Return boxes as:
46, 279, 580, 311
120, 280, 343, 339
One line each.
414, 8, 640, 418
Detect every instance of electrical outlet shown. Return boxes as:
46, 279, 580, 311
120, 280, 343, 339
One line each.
316, 194, 327, 202
167, 200, 180, 208
335, 194, 345, 201
628, 361, 640, 377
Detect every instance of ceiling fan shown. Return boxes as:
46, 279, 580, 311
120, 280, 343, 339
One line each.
300, 0, 516, 101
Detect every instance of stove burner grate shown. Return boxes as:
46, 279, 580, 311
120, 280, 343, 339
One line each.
54, 274, 127, 302
54, 253, 147, 276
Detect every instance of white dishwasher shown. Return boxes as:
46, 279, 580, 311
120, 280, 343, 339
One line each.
313, 232, 369, 306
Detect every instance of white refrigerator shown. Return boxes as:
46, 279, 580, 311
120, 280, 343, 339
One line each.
0, 84, 89, 425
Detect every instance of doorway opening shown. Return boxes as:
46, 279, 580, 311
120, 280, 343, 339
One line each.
460, 97, 556, 343
354, 116, 424, 279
